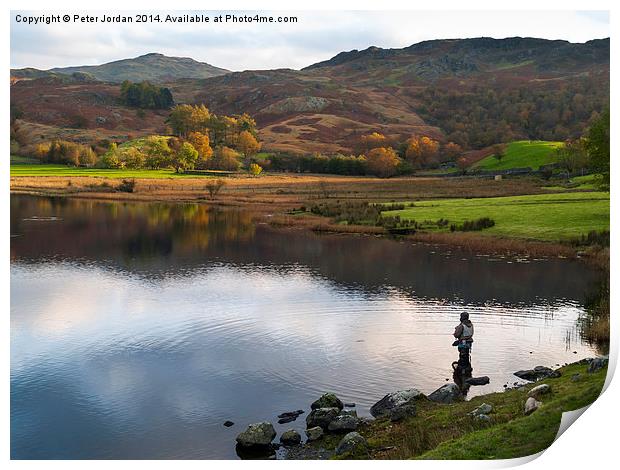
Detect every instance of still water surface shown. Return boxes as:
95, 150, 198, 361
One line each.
10, 195, 601, 458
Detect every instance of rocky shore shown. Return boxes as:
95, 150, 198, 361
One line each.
233, 356, 608, 460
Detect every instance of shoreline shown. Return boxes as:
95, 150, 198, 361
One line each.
10, 179, 605, 264
279, 359, 608, 460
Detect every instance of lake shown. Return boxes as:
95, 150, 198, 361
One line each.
10, 194, 602, 459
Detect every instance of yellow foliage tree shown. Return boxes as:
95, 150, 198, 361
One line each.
405, 136, 440, 168
366, 146, 401, 178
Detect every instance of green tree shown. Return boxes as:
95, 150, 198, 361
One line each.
585, 109, 610, 187
171, 142, 198, 173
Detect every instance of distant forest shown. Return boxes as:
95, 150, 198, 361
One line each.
415, 76, 609, 149
119, 80, 174, 109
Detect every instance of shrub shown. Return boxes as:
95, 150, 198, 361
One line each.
248, 163, 263, 176
206, 179, 227, 199
450, 217, 495, 232
117, 179, 136, 193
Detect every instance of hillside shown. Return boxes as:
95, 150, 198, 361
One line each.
11, 53, 229, 83
10, 38, 609, 154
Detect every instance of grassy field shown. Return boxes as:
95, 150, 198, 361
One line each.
382, 192, 609, 241
9, 163, 231, 179
472, 141, 563, 171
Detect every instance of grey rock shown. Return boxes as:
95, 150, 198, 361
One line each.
328, 415, 360, 432
588, 356, 609, 373
466, 376, 490, 386
475, 414, 491, 423
571, 373, 582, 382
370, 388, 425, 418
335, 432, 368, 456
306, 407, 340, 430
311, 393, 343, 411
527, 384, 551, 399
514, 366, 557, 382
428, 383, 462, 404
223, 420, 234, 427
469, 403, 493, 416
280, 429, 301, 446
389, 404, 417, 422
344, 402, 356, 408
524, 397, 541, 415
236, 422, 276, 448
305, 426, 323, 442
339, 409, 358, 418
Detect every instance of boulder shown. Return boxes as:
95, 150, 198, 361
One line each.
370, 388, 424, 418
328, 415, 360, 432
277, 410, 304, 424
311, 393, 344, 411
335, 432, 368, 456
588, 356, 609, 373
339, 409, 358, 418
428, 383, 462, 404
389, 404, 417, 422
527, 384, 551, 399
466, 376, 490, 386
514, 366, 558, 382
305, 426, 324, 442
524, 397, 541, 415
469, 403, 493, 416
236, 422, 276, 448
475, 414, 491, 423
280, 429, 301, 446
306, 407, 340, 429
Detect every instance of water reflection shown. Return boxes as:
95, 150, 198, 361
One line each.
10, 195, 602, 459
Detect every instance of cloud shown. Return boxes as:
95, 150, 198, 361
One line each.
11, 10, 610, 70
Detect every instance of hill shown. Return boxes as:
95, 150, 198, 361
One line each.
471, 141, 564, 171
10, 38, 609, 154
11, 53, 229, 83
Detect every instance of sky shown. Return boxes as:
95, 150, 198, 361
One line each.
10, 10, 610, 71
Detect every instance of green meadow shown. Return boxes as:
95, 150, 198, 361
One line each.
472, 140, 564, 171
382, 192, 609, 241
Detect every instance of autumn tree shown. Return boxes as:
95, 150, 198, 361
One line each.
187, 131, 214, 168
405, 136, 440, 168
359, 132, 387, 153
248, 163, 263, 176
491, 143, 507, 161
443, 142, 462, 161
212, 146, 242, 171
456, 157, 469, 175
237, 130, 261, 165
365, 146, 401, 178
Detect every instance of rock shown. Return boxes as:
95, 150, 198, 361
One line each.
236, 422, 276, 448
305, 426, 323, 442
370, 388, 425, 418
278, 410, 304, 424
339, 409, 358, 418
466, 376, 490, 386
475, 414, 491, 423
280, 429, 302, 446
524, 397, 541, 415
571, 373, 582, 382
389, 404, 417, 422
527, 384, 551, 399
335, 432, 368, 456
514, 366, 557, 382
95, 116, 107, 124
428, 383, 462, 404
344, 402, 356, 408
588, 356, 609, 373
306, 407, 340, 430
469, 403, 493, 416
328, 415, 360, 432
224, 420, 234, 427
311, 393, 343, 411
